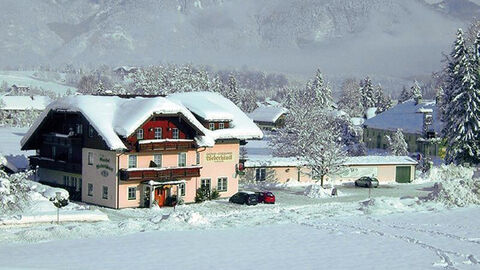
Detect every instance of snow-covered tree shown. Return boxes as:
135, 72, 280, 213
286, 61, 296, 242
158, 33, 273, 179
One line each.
443, 29, 480, 165
270, 104, 347, 187
398, 86, 411, 103
411, 80, 423, 102
338, 79, 364, 117
308, 69, 333, 108
360, 77, 376, 109
223, 75, 241, 105
385, 129, 409, 156
0, 167, 31, 214
239, 89, 258, 113
373, 84, 392, 113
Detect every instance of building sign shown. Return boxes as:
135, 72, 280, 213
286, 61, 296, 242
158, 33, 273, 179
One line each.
97, 154, 114, 177
206, 152, 234, 163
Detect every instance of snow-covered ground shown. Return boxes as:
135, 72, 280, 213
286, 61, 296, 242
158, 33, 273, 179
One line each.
0, 71, 77, 95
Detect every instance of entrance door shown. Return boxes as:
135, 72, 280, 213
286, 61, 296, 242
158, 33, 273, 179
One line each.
395, 166, 411, 183
154, 188, 166, 207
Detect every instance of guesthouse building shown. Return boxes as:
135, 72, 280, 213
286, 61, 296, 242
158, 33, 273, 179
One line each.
21, 92, 263, 208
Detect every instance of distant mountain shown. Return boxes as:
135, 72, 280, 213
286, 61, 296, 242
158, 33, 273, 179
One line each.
0, 0, 475, 78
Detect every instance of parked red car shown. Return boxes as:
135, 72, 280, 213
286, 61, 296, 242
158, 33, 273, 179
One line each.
255, 191, 275, 204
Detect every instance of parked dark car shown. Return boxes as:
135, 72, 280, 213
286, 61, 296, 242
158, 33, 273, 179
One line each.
255, 191, 276, 204
355, 177, 379, 188
229, 192, 258, 205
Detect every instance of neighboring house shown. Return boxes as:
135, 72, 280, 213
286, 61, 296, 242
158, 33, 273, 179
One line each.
248, 106, 288, 130
10, 85, 30, 93
363, 99, 442, 157
242, 155, 417, 184
0, 96, 52, 112
21, 92, 263, 208
113, 66, 138, 78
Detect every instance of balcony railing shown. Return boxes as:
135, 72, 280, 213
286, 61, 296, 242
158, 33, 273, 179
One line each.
136, 139, 195, 152
119, 166, 201, 181
29, 155, 82, 174
43, 133, 82, 147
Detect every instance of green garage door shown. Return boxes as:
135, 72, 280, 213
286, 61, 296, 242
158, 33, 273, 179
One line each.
396, 166, 411, 183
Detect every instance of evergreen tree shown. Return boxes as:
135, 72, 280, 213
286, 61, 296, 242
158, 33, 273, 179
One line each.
310, 69, 333, 108
360, 77, 376, 108
443, 29, 480, 164
398, 86, 411, 103
338, 79, 364, 117
385, 129, 408, 156
224, 75, 240, 105
411, 80, 423, 101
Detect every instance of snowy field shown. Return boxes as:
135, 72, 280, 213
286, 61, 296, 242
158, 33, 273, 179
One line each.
0, 71, 77, 95
0, 181, 479, 269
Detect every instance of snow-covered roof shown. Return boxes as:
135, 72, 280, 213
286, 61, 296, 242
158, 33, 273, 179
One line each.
248, 106, 288, 124
22, 92, 262, 151
343, 156, 417, 166
244, 156, 307, 167
365, 107, 377, 119
168, 92, 263, 141
244, 155, 417, 168
363, 99, 442, 134
0, 96, 52, 111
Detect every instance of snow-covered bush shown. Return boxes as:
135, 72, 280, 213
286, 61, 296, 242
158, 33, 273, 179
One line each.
427, 178, 480, 207
0, 170, 32, 214
415, 164, 474, 183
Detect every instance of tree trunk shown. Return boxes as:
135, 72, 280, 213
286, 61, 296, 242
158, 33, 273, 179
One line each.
320, 174, 324, 187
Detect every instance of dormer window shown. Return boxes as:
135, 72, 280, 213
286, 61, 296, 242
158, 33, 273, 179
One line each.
218, 122, 224, 129
137, 129, 144, 140
172, 128, 179, 139
154, 127, 162, 139
209, 123, 215, 131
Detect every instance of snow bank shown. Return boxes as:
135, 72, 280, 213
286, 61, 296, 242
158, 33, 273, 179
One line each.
426, 178, 480, 207
26, 181, 69, 201
415, 164, 475, 183
304, 184, 340, 198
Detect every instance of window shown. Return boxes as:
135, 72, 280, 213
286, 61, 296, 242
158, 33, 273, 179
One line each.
63, 175, 69, 186
52, 146, 56, 159
179, 183, 186, 196
255, 168, 266, 181
89, 125, 94, 137
217, 177, 228, 192
102, 186, 108, 199
128, 155, 137, 168
218, 122, 224, 129
88, 152, 94, 165
153, 154, 162, 167
172, 128, 179, 139
76, 124, 83, 134
178, 152, 186, 167
209, 123, 215, 131
88, 183, 93, 196
201, 178, 211, 191
137, 129, 144, 140
128, 187, 136, 200
154, 127, 162, 139
196, 152, 200, 165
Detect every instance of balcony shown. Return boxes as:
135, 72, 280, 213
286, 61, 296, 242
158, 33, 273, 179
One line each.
119, 166, 201, 181
136, 139, 195, 152
43, 133, 82, 147
29, 156, 82, 174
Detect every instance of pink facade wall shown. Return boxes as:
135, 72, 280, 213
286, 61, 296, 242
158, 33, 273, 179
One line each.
243, 166, 313, 183
116, 140, 240, 208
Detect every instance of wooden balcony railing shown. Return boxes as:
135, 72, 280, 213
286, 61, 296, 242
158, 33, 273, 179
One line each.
136, 139, 196, 152
119, 166, 201, 181
29, 155, 82, 174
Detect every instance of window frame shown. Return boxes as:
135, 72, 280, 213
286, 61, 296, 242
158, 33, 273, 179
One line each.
87, 183, 93, 197
255, 168, 266, 181
201, 178, 211, 191
137, 129, 144, 140
153, 154, 162, 167
154, 127, 162, 139
102, 186, 108, 200
128, 155, 137, 168
196, 152, 200, 165
88, 125, 94, 137
218, 122, 224, 129
178, 152, 187, 167
209, 123, 215, 131
172, 128, 179, 139
88, 152, 94, 165
179, 183, 186, 197
217, 177, 228, 192
127, 187, 136, 200
76, 124, 83, 134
